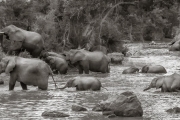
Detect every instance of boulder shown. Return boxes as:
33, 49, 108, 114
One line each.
92, 91, 143, 117
107, 52, 124, 64
42, 111, 69, 117
72, 104, 87, 111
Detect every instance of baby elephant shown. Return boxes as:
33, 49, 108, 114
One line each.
122, 67, 139, 74
141, 65, 167, 73
144, 73, 180, 92
60, 76, 102, 91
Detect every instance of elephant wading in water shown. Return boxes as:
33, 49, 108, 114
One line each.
144, 73, 180, 92
45, 56, 68, 74
0, 25, 44, 58
66, 49, 110, 74
59, 76, 102, 91
122, 67, 139, 74
0, 56, 57, 90
141, 65, 167, 73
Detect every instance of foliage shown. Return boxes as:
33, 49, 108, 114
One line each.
0, 0, 180, 53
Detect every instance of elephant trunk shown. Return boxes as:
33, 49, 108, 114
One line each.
143, 86, 151, 91
59, 83, 68, 89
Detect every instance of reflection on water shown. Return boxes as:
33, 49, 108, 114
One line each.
0, 47, 180, 119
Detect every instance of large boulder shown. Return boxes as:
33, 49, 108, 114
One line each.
72, 104, 87, 111
92, 91, 143, 117
107, 52, 124, 64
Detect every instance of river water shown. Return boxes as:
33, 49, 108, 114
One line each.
0, 43, 180, 120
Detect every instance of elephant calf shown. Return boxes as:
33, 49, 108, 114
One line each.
59, 76, 102, 91
141, 65, 167, 73
144, 73, 180, 92
0, 56, 57, 90
122, 67, 139, 74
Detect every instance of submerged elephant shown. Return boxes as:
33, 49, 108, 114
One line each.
144, 73, 180, 92
122, 67, 139, 74
0, 25, 44, 58
0, 56, 57, 90
45, 56, 68, 74
59, 76, 102, 91
66, 49, 110, 74
141, 65, 167, 73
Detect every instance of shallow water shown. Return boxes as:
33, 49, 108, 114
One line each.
0, 44, 180, 120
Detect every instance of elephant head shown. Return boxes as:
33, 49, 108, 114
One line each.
143, 77, 164, 91
0, 57, 16, 74
141, 65, 149, 73
66, 49, 86, 64
59, 79, 76, 89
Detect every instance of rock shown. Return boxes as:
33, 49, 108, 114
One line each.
0, 80, 4, 84
122, 67, 139, 74
92, 91, 143, 117
166, 107, 180, 113
72, 105, 87, 111
41, 111, 69, 117
107, 52, 124, 64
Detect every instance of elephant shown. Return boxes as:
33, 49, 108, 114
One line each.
0, 56, 57, 90
141, 65, 167, 73
65, 49, 110, 74
89, 45, 108, 54
0, 25, 44, 58
144, 73, 180, 92
40, 51, 66, 60
45, 56, 68, 74
59, 76, 102, 91
169, 39, 180, 51
122, 67, 139, 74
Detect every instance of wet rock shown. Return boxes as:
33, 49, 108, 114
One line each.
42, 111, 69, 117
92, 91, 143, 117
122, 67, 139, 74
107, 52, 124, 64
0, 80, 4, 84
166, 107, 180, 113
72, 104, 87, 111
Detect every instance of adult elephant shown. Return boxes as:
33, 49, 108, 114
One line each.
89, 45, 108, 54
59, 76, 102, 91
65, 49, 110, 74
45, 56, 68, 74
0, 25, 44, 58
141, 65, 167, 73
144, 73, 180, 92
0, 56, 57, 90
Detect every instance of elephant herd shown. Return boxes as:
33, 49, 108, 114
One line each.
0, 25, 179, 93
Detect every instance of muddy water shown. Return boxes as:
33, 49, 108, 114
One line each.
1, 44, 180, 120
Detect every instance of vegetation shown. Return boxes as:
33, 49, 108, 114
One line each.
0, 0, 180, 53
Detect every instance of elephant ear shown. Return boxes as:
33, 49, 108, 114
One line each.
67, 79, 75, 87
71, 50, 86, 64
141, 65, 149, 73
3, 57, 16, 74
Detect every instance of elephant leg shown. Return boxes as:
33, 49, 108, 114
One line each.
20, 82, 27, 90
77, 65, 84, 74
162, 84, 168, 92
81, 61, 89, 74
9, 73, 17, 90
